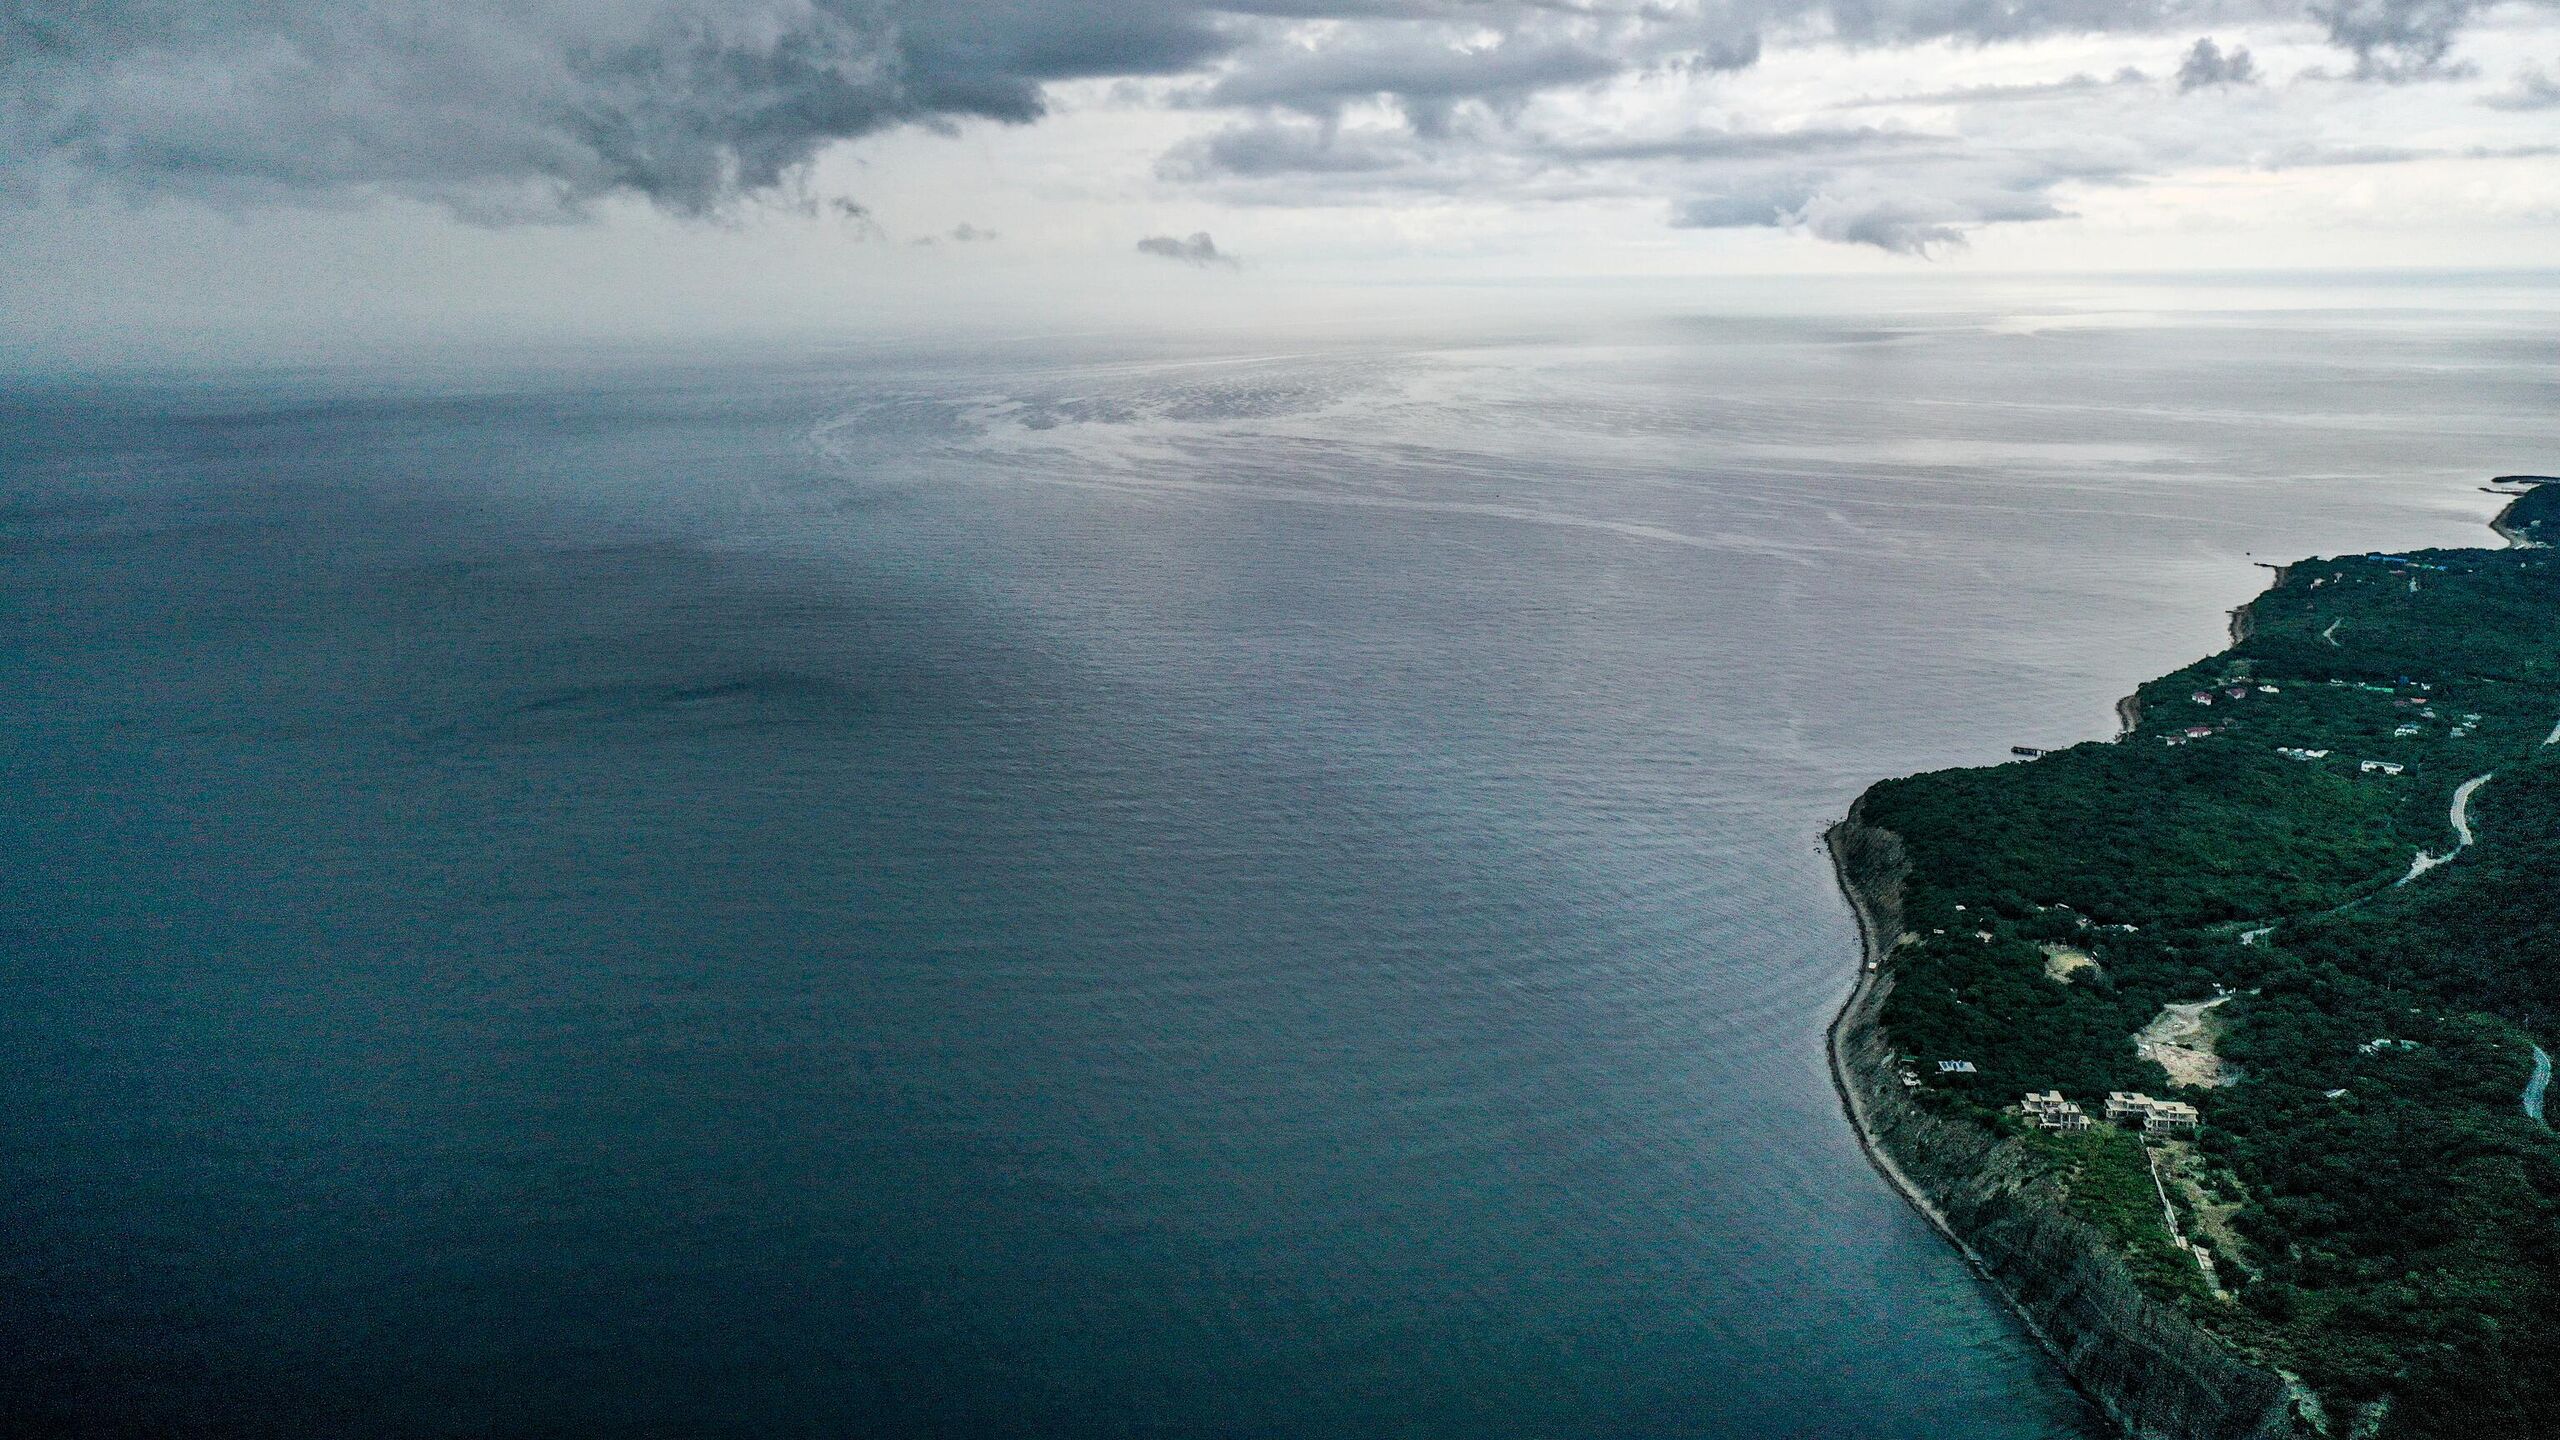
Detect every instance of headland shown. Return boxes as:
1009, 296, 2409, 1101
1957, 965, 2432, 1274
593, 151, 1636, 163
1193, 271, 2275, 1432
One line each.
1827, 477, 2560, 1440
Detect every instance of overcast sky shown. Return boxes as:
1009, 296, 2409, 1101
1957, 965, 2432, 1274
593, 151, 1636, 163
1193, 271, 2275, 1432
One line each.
7, 1, 2560, 361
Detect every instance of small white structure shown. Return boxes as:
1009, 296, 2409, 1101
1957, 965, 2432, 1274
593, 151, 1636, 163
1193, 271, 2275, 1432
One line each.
1937, 1059, 1977, 1075
2395, 724, 2423, 738
2362, 760, 2406, 776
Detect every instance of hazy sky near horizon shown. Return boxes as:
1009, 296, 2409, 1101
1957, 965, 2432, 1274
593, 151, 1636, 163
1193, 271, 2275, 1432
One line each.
7, 1, 2560, 360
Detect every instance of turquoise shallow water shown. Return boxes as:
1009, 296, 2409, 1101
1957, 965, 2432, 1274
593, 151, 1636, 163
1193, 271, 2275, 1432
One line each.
5, 300, 2554, 1437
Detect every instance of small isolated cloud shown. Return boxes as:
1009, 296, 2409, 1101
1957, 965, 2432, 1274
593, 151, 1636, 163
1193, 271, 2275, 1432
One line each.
2483, 64, 2560, 110
1136, 231, 1238, 268
2178, 38, 2260, 92
910, 222, 997, 247
828, 197, 884, 239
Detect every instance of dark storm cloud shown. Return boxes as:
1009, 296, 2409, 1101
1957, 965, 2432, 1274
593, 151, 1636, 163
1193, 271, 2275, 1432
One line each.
1137, 230, 1239, 265
4, 0, 2552, 257
0, 0, 1241, 216
2177, 37, 2259, 90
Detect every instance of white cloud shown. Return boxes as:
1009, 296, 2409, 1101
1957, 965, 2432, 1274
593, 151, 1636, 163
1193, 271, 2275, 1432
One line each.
1, 0, 2558, 363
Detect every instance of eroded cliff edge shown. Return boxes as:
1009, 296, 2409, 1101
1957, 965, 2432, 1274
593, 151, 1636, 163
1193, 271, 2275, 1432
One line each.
1826, 809, 2300, 1440
1818, 478, 2560, 1439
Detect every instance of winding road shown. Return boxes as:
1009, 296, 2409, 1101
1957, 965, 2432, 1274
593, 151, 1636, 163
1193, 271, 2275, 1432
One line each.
2400, 772, 2492, 885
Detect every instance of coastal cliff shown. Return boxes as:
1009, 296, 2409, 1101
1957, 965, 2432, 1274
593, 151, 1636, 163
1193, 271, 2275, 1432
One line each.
1821, 477, 2560, 1439
2227, 564, 2283, 646
1827, 810, 2302, 1440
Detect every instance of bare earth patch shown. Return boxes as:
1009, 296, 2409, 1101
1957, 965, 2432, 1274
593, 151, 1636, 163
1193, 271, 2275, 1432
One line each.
2137, 996, 2236, 1089
2157, 1140, 2254, 1284
2041, 944, 2097, 983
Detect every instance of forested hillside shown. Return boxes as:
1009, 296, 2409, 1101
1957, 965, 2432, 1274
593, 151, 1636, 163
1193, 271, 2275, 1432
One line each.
1852, 489, 2560, 1438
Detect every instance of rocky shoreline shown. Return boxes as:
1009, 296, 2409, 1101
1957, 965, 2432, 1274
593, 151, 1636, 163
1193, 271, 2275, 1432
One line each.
1825, 807, 2302, 1440
1821, 485, 2560, 1439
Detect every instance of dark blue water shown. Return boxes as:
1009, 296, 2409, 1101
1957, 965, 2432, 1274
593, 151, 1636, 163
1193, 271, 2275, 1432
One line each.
7, 301, 2554, 1437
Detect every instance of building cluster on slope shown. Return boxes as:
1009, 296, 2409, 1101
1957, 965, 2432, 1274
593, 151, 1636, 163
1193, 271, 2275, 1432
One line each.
2107, 1091, 2200, 1132
2016, 1089, 2200, 1135
2182, 664, 2477, 772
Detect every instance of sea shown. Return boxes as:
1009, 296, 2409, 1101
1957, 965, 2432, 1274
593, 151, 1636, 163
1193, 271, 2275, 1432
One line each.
6, 277, 2554, 1438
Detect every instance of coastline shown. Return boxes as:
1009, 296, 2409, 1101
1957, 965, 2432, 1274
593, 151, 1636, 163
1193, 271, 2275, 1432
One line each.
1821, 815, 1964, 1260
1816, 498, 2543, 1439
1819, 817, 2089, 1392
1823, 810, 2298, 1440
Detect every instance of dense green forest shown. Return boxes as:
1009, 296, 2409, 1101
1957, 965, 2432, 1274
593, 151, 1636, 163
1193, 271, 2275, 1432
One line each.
1856, 488, 2560, 1438
2496, 479, 2560, 544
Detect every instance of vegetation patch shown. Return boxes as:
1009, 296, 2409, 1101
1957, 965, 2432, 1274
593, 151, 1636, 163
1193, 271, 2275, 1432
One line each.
1854, 509, 2560, 1438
